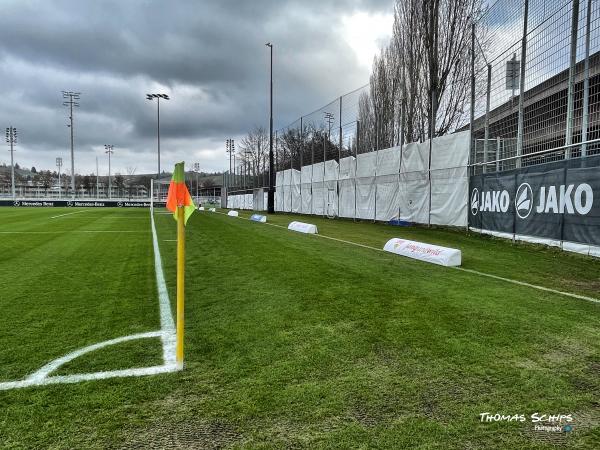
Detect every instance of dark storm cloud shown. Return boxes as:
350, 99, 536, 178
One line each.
0, 0, 393, 173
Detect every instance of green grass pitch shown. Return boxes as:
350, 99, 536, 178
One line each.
0, 206, 598, 448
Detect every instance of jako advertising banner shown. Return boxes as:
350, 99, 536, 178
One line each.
469, 155, 600, 247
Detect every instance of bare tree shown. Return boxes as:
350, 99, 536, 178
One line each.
239, 126, 269, 181
359, 0, 483, 149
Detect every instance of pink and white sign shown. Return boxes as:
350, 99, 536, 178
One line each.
383, 238, 461, 267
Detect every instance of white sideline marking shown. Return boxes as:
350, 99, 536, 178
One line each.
150, 208, 177, 365
213, 211, 600, 305
70, 216, 149, 219
27, 331, 164, 382
50, 210, 88, 219
163, 239, 177, 242
453, 268, 600, 304
0, 230, 149, 234
0, 207, 178, 391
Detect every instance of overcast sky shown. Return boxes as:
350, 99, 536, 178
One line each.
0, 0, 394, 176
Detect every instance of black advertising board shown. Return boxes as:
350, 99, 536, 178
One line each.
469, 155, 600, 246
0, 200, 166, 208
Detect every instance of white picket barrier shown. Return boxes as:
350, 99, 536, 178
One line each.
288, 221, 318, 234
383, 238, 461, 267
227, 210, 239, 217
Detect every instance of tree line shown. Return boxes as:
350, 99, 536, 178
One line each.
236, 0, 484, 180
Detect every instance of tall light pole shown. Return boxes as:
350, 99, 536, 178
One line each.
266, 42, 274, 213
226, 139, 234, 174
146, 93, 170, 178
104, 144, 114, 199
62, 91, 80, 199
193, 162, 200, 200
5, 127, 17, 199
56, 157, 62, 199
95, 156, 99, 198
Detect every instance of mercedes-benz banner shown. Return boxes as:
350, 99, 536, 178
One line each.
0, 200, 166, 208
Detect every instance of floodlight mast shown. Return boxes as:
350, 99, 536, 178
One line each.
62, 91, 80, 199
266, 42, 274, 213
193, 162, 200, 199
146, 93, 170, 178
226, 138, 235, 175
56, 157, 63, 199
104, 145, 114, 199
6, 126, 17, 199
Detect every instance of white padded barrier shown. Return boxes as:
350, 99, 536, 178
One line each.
288, 221, 318, 234
227, 210, 239, 217
383, 238, 461, 267
209, 208, 216, 212
250, 214, 267, 223
198, 206, 205, 211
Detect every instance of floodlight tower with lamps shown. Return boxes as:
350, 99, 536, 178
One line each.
193, 162, 200, 199
62, 91, 80, 198
146, 93, 170, 178
104, 144, 114, 199
266, 42, 274, 213
226, 139, 235, 173
226, 139, 235, 186
5, 126, 17, 199
56, 157, 63, 199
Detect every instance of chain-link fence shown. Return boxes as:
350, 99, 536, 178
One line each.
471, 0, 600, 174
224, 0, 599, 210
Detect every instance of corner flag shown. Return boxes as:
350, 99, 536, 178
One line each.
166, 162, 194, 370
166, 162, 196, 225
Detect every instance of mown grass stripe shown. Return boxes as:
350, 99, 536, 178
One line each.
217, 210, 600, 305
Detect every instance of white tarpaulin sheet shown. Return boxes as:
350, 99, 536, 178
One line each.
312, 182, 325, 216
339, 156, 356, 180
338, 157, 356, 218
301, 184, 312, 214
375, 174, 400, 221
301, 164, 313, 184
356, 177, 376, 220
312, 162, 324, 182
291, 169, 301, 213
324, 160, 339, 217
245, 193, 253, 210
399, 170, 430, 224
429, 132, 469, 226
430, 166, 468, 226
275, 189, 282, 211
398, 142, 429, 224
375, 147, 401, 221
301, 165, 313, 214
400, 141, 429, 173
311, 162, 325, 216
275, 170, 283, 212
355, 152, 377, 220
269, 131, 469, 226
282, 169, 292, 212
253, 189, 264, 211
339, 179, 355, 218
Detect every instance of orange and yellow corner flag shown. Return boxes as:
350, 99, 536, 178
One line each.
166, 162, 196, 225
